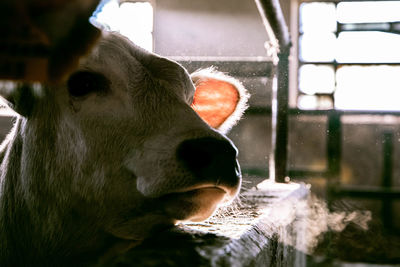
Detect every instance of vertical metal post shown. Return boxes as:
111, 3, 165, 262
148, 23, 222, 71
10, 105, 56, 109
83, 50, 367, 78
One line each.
273, 49, 290, 183
382, 132, 393, 229
326, 111, 342, 209
327, 111, 342, 178
254, 0, 291, 183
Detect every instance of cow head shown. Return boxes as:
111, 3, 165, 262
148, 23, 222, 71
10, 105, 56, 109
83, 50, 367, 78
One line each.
0, 32, 249, 249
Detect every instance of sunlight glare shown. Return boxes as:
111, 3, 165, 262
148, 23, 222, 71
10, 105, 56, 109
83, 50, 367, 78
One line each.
337, 32, 400, 63
91, 1, 153, 51
300, 2, 336, 33
299, 65, 335, 95
335, 66, 400, 111
299, 1, 400, 111
337, 1, 400, 23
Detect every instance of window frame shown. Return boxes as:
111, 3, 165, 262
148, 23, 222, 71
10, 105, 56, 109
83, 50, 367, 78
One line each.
289, 0, 400, 111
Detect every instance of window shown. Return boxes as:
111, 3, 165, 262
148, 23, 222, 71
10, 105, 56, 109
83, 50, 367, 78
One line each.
91, 0, 154, 52
297, 1, 400, 111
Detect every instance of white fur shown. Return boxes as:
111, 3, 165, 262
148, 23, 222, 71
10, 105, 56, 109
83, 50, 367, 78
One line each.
0, 32, 248, 265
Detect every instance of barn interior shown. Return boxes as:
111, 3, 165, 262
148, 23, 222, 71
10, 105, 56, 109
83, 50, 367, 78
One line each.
1, 0, 400, 266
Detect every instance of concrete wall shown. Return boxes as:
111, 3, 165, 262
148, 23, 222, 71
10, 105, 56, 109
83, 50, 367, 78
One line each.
153, 0, 270, 57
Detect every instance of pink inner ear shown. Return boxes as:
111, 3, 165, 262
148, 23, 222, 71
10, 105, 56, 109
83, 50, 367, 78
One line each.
191, 79, 240, 128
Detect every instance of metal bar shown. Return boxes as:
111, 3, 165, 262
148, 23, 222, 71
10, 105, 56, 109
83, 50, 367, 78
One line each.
299, 61, 400, 66
382, 132, 393, 229
254, 0, 291, 50
289, 109, 400, 116
245, 108, 400, 117
176, 59, 273, 78
327, 111, 342, 178
338, 22, 400, 35
273, 51, 290, 183
326, 111, 341, 209
331, 185, 400, 199
255, 0, 291, 183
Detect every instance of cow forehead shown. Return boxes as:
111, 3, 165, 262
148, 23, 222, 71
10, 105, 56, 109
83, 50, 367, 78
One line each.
78, 35, 145, 91
79, 32, 195, 100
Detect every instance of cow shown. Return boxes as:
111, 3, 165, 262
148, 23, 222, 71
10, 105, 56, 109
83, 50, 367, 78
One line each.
0, 31, 249, 266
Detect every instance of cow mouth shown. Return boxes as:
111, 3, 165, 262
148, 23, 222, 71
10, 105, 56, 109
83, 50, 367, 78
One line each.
161, 185, 236, 222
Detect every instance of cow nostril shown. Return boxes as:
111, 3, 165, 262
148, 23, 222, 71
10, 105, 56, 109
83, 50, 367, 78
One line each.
176, 137, 239, 185
185, 148, 213, 171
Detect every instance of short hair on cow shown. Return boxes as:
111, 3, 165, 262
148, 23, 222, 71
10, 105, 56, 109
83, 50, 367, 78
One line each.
0, 31, 248, 266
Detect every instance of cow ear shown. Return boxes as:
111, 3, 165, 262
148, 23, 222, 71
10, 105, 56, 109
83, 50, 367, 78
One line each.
0, 82, 41, 117
191, 68, 249, 134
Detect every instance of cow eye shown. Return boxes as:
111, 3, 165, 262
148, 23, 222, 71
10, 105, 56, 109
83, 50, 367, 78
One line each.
67, 71, 110, 97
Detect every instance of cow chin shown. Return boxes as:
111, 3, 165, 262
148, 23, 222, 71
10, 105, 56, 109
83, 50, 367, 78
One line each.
161, 186, 234, 222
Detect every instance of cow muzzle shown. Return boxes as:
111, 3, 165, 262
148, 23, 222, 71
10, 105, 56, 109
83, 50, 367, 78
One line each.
162, 137, 242, 222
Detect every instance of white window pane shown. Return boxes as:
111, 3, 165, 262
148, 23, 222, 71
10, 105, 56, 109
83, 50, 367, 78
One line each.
300, 33, 336, 62
299, 65, 335, 95
119, 2, 153, 32
335, 66, 400, 110
298, 95, 318, 110
300, 2, 336, 33
337, 32, 400, 63
91, 1, 153, 51
298, 95, 333, 110
337, 1, 400, 23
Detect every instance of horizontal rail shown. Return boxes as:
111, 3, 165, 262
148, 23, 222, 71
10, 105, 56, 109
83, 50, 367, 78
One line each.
245, 108, 400, 116
338, 22, 400, 34
299, 61, 400, 66
330, 185, 400, 199
291, 109, 400, 116
176, 59, 273, 78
